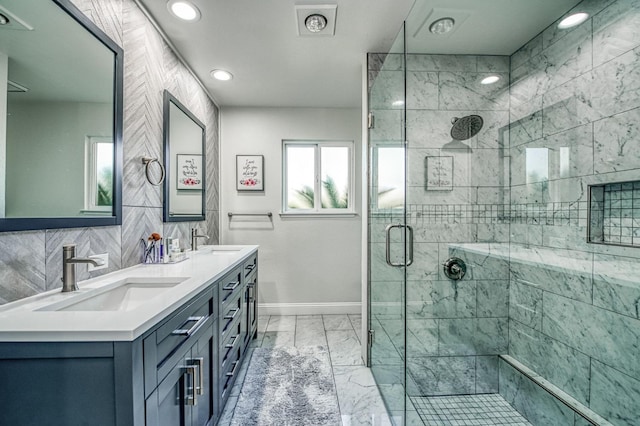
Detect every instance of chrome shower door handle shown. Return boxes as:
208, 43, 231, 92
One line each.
385, 224, 413, 267
406, 225, 414, 267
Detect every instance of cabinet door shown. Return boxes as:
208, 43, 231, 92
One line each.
191, 326, 217, 426
147, 352, 193, 426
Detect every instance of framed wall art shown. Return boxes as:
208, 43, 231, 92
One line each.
176, 154, 203, 190
425, 156, 453, 191
236, 155, 264, 191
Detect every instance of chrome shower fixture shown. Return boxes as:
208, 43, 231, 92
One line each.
450, 115, 483, 141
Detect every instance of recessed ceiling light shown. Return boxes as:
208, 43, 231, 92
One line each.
392, 100, 405, 107
167, 0, 201, 22
558, 12, 589, 29
305, 14, 327, 33
429, 17, 455, 35
481, 75, 500, 85
210, 69, 233, 81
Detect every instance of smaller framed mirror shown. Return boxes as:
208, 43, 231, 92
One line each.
163, 90, 205, 222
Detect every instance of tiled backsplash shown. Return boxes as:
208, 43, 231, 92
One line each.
589, 181, 640, 247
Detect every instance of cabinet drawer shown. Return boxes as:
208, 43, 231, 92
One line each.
156, 292, 212, 366
219, 266, 243, 309
219, 343, 242, 405
219, 319, 242, 373
219, 292, 242, 339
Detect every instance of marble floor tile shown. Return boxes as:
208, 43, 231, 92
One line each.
323, 314, 355, 331
295, 318, 328, 347
297, 314, 323, 320
349, 314, 363, 341
249, 332, 265, 348
217, 395, 237, 426
334, 366, 394, 426
265, 315, 296, 332
261, 331, 295, 348
257, 315, 270, 333
327, 329, 364, 366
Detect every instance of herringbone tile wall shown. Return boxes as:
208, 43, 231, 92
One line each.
0, 0, 220, 304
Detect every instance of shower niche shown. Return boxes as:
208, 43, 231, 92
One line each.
588, 180, 640, 247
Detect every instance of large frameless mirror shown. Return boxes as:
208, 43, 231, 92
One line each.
163, 90, 205, 222
0, 0, 123, 231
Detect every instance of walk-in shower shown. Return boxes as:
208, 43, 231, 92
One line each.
367, 0, 640, 425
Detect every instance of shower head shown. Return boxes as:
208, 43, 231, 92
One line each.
450, 115, 483, 141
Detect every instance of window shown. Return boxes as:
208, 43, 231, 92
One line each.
84, 136, 113, 213
371, 143, 404, 210
283, 140, 354, 214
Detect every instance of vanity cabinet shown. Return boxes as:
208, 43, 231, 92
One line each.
0, 248, 259, 426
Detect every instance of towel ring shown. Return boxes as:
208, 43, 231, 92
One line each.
142, 157, 165, 186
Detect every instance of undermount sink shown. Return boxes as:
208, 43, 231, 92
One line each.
39, 277, 188, 312
195, 245, 242, 255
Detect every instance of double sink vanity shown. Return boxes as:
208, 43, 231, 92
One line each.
0, 245, 258, 426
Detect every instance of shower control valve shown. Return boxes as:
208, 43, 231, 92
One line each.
443, 257, 467, 280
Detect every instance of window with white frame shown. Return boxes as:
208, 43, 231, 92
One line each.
283, 140, 354, 214
84, 136, 113, 212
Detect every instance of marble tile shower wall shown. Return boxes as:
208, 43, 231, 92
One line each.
368, 53, 512, 397
0, 0, 220, 304
506, 0, 640, 424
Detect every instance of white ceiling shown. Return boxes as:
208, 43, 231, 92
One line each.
137, 0, 582, 108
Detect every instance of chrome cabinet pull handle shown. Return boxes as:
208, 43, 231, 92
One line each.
224, 308, 240, 320
172, 315, 207, 336
225, 335, 239, 349
183, 365, 197, 406
189, 357, 204, 396
226, 360, 239, 377
223, 280, 240, 291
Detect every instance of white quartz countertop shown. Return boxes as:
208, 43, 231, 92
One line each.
0, 245, 258, 342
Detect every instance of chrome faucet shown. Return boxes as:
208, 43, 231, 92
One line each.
191, 228, 209, 251
61, 244, 105, 292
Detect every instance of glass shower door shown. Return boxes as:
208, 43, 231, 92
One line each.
367, 25, 408, 424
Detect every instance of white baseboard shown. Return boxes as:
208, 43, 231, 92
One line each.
258, 302, 361, 316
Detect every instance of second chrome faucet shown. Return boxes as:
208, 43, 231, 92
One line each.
191, 227, 209, 251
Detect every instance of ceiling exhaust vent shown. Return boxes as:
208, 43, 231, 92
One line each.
295, 4, 337, 36
0, 5, 34, 31
7, 80, 29, 93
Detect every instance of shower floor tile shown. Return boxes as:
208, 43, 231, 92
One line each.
410, 394, 532, 426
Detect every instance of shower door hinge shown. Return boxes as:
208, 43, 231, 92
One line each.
368, 329, 375, 347
368, 112, 375, 129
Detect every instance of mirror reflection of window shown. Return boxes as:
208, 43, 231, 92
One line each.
84, 136, 113, 213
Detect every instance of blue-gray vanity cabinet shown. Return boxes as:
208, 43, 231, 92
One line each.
0, 286, 218, 426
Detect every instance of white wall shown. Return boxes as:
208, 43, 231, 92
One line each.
220, 107, 362, 315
